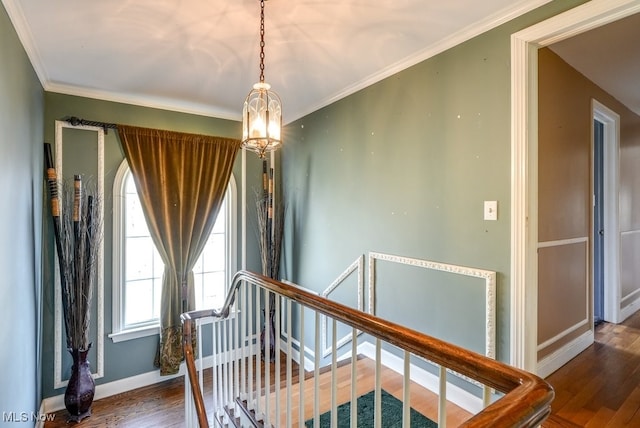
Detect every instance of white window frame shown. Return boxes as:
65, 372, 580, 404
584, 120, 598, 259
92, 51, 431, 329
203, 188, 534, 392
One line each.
109, 159, 237, 343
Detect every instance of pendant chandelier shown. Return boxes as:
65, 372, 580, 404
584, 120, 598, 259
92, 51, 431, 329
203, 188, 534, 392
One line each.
241, 0, 282, 158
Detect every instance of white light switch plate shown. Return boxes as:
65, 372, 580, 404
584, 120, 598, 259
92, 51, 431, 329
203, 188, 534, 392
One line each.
484, 201, 498, 221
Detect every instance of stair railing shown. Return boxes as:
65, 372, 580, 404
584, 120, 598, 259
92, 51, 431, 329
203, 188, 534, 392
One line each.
182, 270, 554, 427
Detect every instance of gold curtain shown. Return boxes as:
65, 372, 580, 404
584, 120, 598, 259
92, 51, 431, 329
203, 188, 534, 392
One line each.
117, 125, 240, 375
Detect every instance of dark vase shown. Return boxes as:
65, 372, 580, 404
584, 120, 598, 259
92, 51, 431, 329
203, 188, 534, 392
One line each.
64, 346, 95, 422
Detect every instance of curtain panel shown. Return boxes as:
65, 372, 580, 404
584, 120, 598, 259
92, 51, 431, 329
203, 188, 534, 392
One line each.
117, 125, 240, 375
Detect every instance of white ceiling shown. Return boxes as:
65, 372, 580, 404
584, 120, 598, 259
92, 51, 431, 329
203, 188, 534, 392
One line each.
4, 0, 556, 123
550, 11, 640, 116
4, 0, 639, 123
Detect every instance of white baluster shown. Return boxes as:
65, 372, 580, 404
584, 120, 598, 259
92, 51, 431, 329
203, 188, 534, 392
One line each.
184, 364, 193, 426
403, 351, 410, 428
298, 305, 305, 428
483, 385, 491, 408
265, 288, 271, 426
286, 299, 292, 428
234, 296, 239, 410
248, 282, 254, 409
313, 311, 320, 427
331, 319, 337, 427
215, 321, 223, 420
350, 327, 357, 428
255, 284, 261, 417
240, 284, 246, 401
439, 365, 447, 428
375, 339, 381, 428
222, 318, 229, 418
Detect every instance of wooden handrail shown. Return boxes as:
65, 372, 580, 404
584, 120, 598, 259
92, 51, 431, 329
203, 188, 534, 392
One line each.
182, 270, 554, 427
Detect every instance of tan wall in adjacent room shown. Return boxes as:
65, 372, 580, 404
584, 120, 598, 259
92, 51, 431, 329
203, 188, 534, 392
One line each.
537, 47, 640, 360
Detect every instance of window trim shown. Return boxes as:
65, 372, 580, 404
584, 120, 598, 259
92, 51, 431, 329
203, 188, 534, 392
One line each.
109, 160, 237, 343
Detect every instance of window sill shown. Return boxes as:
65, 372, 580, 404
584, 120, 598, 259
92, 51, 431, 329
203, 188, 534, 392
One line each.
108, 312, 237, 343
109, 325, 160, 343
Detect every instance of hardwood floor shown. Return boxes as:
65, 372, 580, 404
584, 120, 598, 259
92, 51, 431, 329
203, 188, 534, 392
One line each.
545, 310, 640, 427
44, 354, 470, 427
45, 312, 640, 427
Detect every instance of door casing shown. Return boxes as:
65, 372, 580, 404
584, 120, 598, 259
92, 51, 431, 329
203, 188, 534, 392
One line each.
510, 0, 638, 372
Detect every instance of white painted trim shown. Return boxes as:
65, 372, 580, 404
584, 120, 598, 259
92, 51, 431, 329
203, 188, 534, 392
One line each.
0, 0, 49, 89
241, 149, 246, 271
536, 232, 590, 366
226, 174, 239, 306
54, 120, 105, 389
280, 336, 317, 373
42, 359, 204, 413
593, 99, 622, 324
620, 294, 640, 321
537, 329, 594, 378
538, 237, 588, 248
537, 317, 589, 351
510, 23, 537, 372
368, 252, 496, 360
511, 0, 640, 373
1, 0, 555, 124
621, 229, 640, 236
108, 325, 160, 343
35, 401, 48, 428
321, 256, 364, 358
621, 288, 640, 306
357, 342, 484, 415
110, 159, 130, 339
321, 256, 364, 304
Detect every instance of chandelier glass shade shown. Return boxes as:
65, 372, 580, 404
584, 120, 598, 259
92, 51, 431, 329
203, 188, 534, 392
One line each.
242, 82, 282, 158
241, 0, 282, 158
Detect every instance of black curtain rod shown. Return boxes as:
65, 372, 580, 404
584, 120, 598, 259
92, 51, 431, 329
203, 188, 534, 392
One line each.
64, 116, 118, 134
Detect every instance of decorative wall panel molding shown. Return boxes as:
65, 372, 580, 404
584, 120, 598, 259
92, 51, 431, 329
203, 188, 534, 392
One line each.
368, 252, 496, 360
321, 256, 364, 358
54, 120, 105, 389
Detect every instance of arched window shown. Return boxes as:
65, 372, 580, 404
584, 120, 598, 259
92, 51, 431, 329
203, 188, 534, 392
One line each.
110, 160, 236, 342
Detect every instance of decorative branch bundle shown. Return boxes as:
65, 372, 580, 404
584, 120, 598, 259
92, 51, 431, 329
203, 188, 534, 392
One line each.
45, 143, 102, 351
256, 159, 284, 280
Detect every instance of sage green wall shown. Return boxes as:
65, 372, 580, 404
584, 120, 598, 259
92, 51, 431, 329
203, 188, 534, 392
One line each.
0, 3, 44, 424
281, 0, 586, 362
41, 93, 263, 399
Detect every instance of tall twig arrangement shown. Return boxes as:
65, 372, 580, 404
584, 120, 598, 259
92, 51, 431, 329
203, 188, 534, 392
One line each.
255, 160, 284, 280
256, 159, 284, 360
45, 143, 102, 351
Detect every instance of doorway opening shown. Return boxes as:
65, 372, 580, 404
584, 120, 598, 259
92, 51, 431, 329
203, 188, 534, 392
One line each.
510, 0, 637, 372
593, 117, 604, 326
592, 99, 621, 325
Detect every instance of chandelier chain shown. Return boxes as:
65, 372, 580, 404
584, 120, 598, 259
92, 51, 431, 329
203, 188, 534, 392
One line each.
259, 0, 265, 83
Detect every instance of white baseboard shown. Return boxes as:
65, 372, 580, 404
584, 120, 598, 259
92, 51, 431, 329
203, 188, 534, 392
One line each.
41, 335, 260, 414
537, 329, 594, 378
280, 336, 316, 372
39, 346, 255, 414
620, 294, 640, 323
35, 401, 47, 428
357, 342, 484, 414
41, 359, 203, 414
